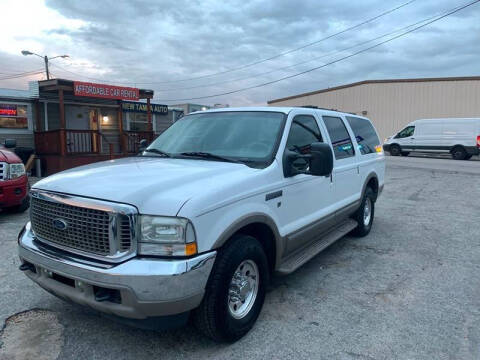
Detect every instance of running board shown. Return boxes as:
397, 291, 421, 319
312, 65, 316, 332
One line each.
277, 219, 358, 275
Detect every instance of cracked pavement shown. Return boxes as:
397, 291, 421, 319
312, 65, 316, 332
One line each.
1, 155, 479, 359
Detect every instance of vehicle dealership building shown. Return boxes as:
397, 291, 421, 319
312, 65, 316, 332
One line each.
268, 76, 480, 139
0, 79, 183, 175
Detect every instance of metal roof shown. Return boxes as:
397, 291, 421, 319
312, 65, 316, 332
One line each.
268, 76, 480, 104
0, 87, 37, 100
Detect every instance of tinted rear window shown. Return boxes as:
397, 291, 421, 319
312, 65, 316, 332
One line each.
323, 116, 355, 159
346, 116, 380, 155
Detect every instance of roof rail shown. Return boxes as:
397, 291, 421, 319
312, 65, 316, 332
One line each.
299, 105, 339, 111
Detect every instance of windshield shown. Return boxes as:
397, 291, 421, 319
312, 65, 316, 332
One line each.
145, 111, 286, 167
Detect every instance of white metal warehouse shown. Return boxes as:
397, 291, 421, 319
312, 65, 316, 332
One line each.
268, 76, 480, 140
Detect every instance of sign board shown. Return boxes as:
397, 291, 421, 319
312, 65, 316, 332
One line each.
73, 81, 139, 101
0, 104, 17, 116
122, 101, 168, 115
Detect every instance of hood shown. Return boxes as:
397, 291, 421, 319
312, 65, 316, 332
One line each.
33, 157, 258, 216
0, 148, 21, 163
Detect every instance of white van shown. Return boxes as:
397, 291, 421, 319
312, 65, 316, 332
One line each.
383, 118, 480, 160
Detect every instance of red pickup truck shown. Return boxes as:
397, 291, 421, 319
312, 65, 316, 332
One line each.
0, 140, 29, 212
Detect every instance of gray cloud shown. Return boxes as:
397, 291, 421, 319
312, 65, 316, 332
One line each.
1, 0, 479, 106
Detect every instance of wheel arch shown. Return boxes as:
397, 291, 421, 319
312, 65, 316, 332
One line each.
450, 144, 467, 153
212, 214, 283, 274
362, 172, 380, 202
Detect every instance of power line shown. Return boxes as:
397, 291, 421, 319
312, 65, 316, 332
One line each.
0, 71, 44, 81
140, 0, 418, 84
155, 7, 460, 93
153, 0, 480, 102
0, 68, 44, 76
50, 0, 417, 86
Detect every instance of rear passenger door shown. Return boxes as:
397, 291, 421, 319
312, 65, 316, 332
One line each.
321, 116, 360, 208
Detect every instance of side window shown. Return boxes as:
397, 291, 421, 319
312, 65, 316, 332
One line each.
395, 126, 415, 138
322, 116, 355, 159
285, 115, 322, 171
346, 116, 380, 155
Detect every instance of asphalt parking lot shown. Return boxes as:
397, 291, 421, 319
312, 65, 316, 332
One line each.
1, 155, 479, 360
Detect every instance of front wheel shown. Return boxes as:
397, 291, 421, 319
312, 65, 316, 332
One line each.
193, 235, 269, 342
351, 187, 375, 237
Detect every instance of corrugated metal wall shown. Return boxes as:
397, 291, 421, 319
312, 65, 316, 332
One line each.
269, 79, 480, 139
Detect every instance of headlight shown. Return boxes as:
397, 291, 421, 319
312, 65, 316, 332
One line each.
9, 163, 26, 179
138, 216, 197, 256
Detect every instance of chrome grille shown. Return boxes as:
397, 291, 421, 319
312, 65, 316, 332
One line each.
0, 162, 6, 181
31, 197, 111, 255
29, 190, 137, 262
119, 215, 132, 251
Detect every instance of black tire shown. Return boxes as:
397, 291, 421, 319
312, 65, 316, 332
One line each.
400, 151, 410, 157
193, 235, 269, 342
351, 187, 375, 237
451, 146, 467, 160
389, 144, 401, 156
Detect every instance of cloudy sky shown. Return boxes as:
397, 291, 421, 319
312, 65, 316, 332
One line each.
0, 0, 479, 106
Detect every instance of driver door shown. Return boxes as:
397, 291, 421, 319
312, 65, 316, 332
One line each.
276, 114, 336, 255
395, 125, 415, 151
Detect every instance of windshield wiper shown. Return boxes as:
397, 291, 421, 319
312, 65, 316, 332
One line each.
142, 148, 171, 157
179, 151, 242, 164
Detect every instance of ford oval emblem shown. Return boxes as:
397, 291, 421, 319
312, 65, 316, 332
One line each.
52, 218, 68, 231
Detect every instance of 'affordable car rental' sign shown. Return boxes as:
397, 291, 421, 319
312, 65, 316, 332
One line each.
73, 81, 139, 101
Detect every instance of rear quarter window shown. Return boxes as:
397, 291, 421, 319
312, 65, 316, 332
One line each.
346, 116, 380, 155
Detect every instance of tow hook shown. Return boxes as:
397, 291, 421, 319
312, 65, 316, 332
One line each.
19, 262, 36, 272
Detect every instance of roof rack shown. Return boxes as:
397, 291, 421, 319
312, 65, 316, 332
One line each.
298, 106, 357, 116
299, 105, 338, 111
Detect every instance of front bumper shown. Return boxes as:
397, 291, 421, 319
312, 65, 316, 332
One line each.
382, 144, 391, 152
0, 175, 28, 208
18, 223, 216, 319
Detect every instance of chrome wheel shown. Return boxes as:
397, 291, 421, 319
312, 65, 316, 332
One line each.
228, 260, 259, 319
363, 197, 372, 226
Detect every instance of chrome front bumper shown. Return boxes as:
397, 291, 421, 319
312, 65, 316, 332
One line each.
18, 222, 216, 319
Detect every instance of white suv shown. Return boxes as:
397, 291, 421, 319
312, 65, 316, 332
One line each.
18, 107, 385, 342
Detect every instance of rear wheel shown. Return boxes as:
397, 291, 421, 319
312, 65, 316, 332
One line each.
193, 235, 269, 342
351, 187, 375, 237
389, 144, 401, 156
451, 146, 467, 160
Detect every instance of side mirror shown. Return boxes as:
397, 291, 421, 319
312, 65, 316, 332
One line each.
309, 142, 333, 176
283, 142, 333, 177
138, 139, 148, 152
4, 139, 16, 149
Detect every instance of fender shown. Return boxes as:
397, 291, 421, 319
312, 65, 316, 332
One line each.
361, 172, 380, 201
212, 212, 285, 271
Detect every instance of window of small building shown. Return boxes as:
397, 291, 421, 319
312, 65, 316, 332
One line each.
0, 104, 28, 129
129, 113, 149, 131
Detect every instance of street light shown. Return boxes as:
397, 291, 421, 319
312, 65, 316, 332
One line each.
21, 50, 69, 80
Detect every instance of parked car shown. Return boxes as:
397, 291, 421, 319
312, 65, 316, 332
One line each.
383, 118, 480, 160
17, 107, 385, 342
0, 139, 29, 212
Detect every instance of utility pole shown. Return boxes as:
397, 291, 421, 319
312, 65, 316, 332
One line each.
21, 50, 69, 80
44, 55, 50, 80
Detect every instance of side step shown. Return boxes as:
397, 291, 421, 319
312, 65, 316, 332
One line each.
277, 219, 358, 275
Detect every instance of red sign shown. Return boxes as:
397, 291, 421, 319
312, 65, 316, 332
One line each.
0, 104, 17, 116
73, 81, 139, 101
